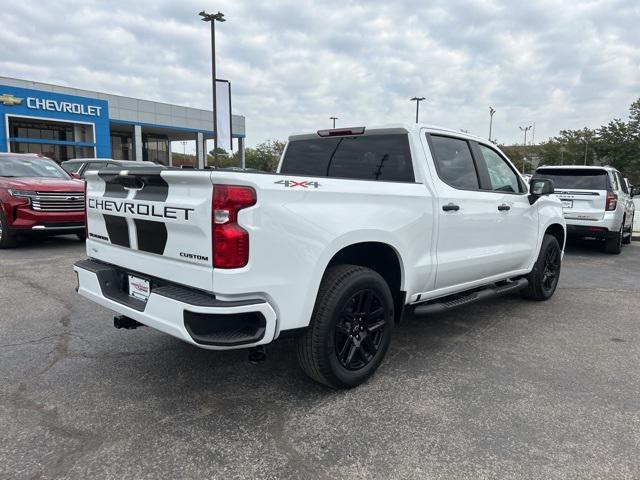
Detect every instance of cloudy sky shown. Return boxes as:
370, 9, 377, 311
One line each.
1, 0, 638, 149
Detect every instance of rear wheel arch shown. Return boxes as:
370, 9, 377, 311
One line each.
325, 242, 405, 322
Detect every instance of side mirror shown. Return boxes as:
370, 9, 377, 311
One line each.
69, 171, 81, 180
528, 178, 554, 204
631, 186, 640, 197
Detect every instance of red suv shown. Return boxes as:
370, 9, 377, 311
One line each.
0, 153, 85, 248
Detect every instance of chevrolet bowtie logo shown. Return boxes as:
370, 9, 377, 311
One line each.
0, 94, 23, 106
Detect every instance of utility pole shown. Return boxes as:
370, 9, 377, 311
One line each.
181, 141, 187, 155
199, 10, 226, 167
410, 97, 426, 124
330, 116, 338, 128
488, 107, 496, 142
519, 125, 532, 173
583, 140, 588, 165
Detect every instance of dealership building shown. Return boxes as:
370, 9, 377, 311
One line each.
0, 76, 246, 168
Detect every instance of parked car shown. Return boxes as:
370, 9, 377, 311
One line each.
74, 124, 565, 388
532, 165, 635, 253
61, 158, 164, 178
0, 153, 85, 248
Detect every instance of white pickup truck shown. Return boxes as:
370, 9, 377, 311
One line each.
75, 124, 566, 388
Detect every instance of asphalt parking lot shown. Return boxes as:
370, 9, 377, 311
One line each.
1, 237, 639, 480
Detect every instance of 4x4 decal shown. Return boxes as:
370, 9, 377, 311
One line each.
275, 179, 321, 189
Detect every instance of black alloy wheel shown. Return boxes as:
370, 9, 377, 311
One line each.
334, 289, 386, 371
296, 264, 394, 389
541, 244, 560, 293
521, 234, 561, 300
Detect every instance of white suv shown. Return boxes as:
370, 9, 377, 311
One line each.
533, 165, 635, 254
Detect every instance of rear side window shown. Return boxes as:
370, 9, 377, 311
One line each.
616, 172, 628, 193
429, 135, 479, 189
533, 169, 609, 190
280, 134, 414, 182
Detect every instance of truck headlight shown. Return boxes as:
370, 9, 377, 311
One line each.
8, 189, 37, 198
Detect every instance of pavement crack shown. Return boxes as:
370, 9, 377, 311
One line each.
11, 383, 103, 480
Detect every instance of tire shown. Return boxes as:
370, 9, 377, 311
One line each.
296, 265, 394, 389
604, 224, 623, 254
77, 232, 87, 241
521, 234, 561, 301
0, 209, 17, 249
622, 215, 632, 245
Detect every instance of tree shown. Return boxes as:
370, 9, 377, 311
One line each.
232, 139, 286, 172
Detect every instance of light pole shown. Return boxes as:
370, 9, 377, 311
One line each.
519, 125, 532, 173
330, 116, 338, 128
410, 97, 426, 124
489, 107, 496, 141
199, 10, 226, 167
181, 141, 187, 155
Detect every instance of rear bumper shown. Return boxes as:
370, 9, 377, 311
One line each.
566, 224, 616, 239
74, 259, 277, 350
565, 214, 620, 239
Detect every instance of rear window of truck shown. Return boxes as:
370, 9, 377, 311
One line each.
280, 134, 414, 182
533, 169, 609, 190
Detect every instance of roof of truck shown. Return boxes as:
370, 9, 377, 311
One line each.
289, 123, 490, 144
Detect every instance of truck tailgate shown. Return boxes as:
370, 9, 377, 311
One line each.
85, 169, 214, 291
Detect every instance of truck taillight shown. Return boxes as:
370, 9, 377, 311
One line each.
212, 185, 256, 268
606, 191, 617, 211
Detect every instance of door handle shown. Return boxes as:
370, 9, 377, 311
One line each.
498, 204, 511, 211
442, 203, 460, 212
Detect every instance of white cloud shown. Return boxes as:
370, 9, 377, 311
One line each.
0, 0, 638, 146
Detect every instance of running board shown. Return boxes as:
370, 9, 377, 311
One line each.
413, 278, 528, 317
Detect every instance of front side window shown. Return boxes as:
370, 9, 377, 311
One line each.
479, 145, 522, 193
429, 135, 479, 189
280, 134, 414, 182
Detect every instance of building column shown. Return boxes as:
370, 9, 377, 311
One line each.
167, 142, 173, 167
238, 137, 245, 169
133, 125, 143, 161
196, 132, 205, 169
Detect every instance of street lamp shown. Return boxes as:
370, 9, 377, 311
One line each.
519, 125, 532, 173
410, 97, 426, 124
199, 10, 226, 167
330, 116, 338, 128
489, 107, 496, 141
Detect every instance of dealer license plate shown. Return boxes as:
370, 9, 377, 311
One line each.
561, 200, 573, 209
128, 275, 150, 301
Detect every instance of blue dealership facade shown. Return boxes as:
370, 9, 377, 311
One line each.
0, 76, 245, 167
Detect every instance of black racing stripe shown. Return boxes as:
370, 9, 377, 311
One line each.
98, 172, 128, 198
103, 215, 130, 247
134, 174, 169, 202
134, 219, 167, 255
